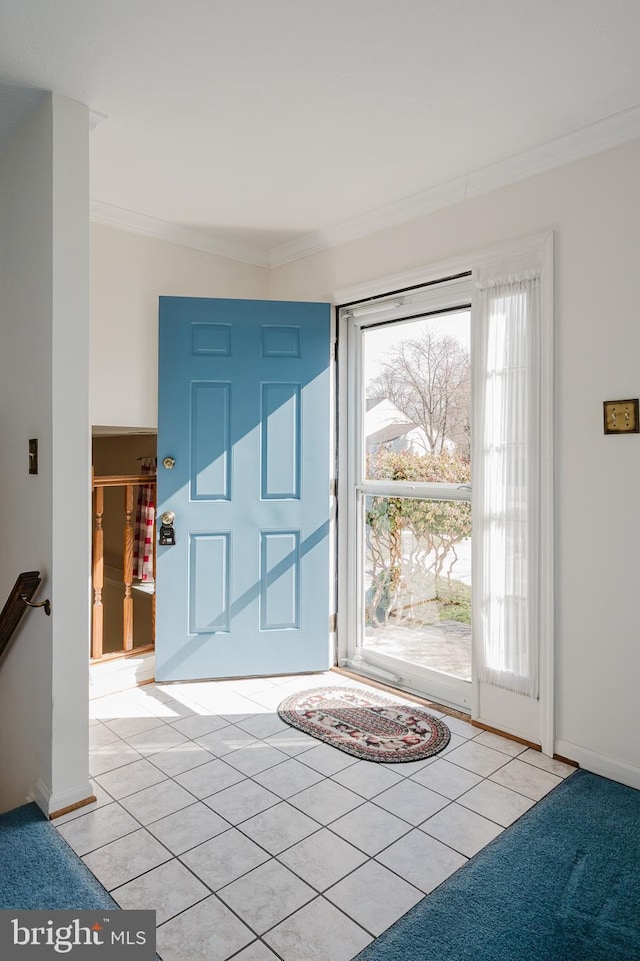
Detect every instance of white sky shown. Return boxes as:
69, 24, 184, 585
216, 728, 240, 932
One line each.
363, 308, 470, 391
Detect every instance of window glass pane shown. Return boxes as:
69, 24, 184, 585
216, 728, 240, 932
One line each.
363, 310, 471, 482
363, 495, 471, 681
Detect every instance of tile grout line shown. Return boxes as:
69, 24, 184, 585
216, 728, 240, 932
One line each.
86, 712, 553, 842
85, 694, 504, 866
81, 678, 568, 961
82, 762, 429, 951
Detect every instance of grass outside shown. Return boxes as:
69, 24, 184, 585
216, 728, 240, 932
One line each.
434, 576, 471, 623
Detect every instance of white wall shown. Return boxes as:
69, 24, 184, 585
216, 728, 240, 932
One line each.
270, 140, 640, 788
90, 225, 269, 428
50, 95, 91, 815
0, 94, 91, 814
88, 140, 640, 787
0, 96, 54, 814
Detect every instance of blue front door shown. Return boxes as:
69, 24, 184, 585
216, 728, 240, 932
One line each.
156, 297, 331, 681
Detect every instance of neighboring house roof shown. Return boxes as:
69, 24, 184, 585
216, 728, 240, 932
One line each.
365, 397, 410, 432
365, 396, 422, 449
366, 422, 415, 446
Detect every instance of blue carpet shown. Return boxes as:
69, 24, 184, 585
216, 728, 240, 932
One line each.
357, 770, 640, 961
0, 802, 116, 909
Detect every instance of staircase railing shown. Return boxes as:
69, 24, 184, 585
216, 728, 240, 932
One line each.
0, 571, 49, 664
91, 474, 156, 660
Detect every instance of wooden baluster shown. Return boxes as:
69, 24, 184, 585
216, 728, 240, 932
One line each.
92, 487, 104, 659
123, 484, 134, 651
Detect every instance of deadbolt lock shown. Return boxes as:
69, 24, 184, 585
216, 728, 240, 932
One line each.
159, 511, 176, 546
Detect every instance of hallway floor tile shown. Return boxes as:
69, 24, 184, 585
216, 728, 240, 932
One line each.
60, 671, 575, 960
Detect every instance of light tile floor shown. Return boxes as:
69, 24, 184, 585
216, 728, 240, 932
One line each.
56, 672, 575, 961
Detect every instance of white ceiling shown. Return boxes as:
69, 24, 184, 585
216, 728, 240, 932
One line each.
1, 0, 640, 265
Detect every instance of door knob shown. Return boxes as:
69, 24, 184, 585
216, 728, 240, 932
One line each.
159, 511, 176, 545
162, 456, 176, 470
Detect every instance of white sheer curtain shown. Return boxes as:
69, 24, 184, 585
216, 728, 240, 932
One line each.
474, 272, 540, 698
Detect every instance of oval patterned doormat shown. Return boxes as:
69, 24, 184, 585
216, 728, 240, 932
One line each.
277, 686, 450, 762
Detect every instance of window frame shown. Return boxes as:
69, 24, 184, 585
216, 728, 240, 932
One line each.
335, 231, 554, 753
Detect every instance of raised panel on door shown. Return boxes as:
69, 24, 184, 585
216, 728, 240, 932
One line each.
156, 296, 331, 681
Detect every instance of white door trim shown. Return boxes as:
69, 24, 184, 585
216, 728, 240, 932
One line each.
334, 230, 555, 753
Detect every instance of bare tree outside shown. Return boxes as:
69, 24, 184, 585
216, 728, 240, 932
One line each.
368, 331, 471, 458
362, 316, 472, 680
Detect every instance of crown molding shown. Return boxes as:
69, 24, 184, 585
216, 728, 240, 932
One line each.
464, 102, 640, 200
90, 104, 640, 270
90, 199, 270, 268
268, 103, 640, 268
89, 108, 108, 131
267, 176, 469, 268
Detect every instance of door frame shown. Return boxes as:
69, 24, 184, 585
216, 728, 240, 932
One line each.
333, 231, 555, 753
341, 281, 474, 711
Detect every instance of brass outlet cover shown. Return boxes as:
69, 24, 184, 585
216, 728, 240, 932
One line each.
603, 399, 639, 434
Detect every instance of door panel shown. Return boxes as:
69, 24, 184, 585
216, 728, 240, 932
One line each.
156, 296, 331, 682
261, 383, 300, 498
190, 382, 231, 499
347, 303, 473, 708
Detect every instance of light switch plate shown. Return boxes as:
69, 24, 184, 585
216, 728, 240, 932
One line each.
603, 399, 639, 434
28, 438, 38, 473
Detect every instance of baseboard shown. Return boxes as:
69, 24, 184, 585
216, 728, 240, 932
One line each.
30, 779, 94, 818
555, 738, 640, 790
29, 779, 51, 815
90, 651, 155, 698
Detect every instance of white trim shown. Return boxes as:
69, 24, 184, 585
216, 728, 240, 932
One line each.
89, 651, 155, 699
339, 273, 474, 709
328, 304, 339, 665
343, 656, 403, 686
470, 273, 481, 723
473, 687, 540, 745
334, 231, 552, 307
29, 779, 51, 816
336, 231, 554, 741
89, 106, 640, 269
357, 481, 471, 502
270, 104, 640, 267
30, 779, 94, 818
464, 104, 640, 199
343, 317, 362, 671
90, 199, 270, 268
89, 108, 108, 131
268, 176, 469, 267
555, 739, 640, 791
539, 233, 555, 756
336, 310, 351, 676
470, 232, 554, 746
345, 277, 473, 328
343, 654, 471, 712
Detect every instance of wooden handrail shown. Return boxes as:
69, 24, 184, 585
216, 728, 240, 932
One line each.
0, 571, 42, 663
91, 473, 157, 660
93, 474, 153, 488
